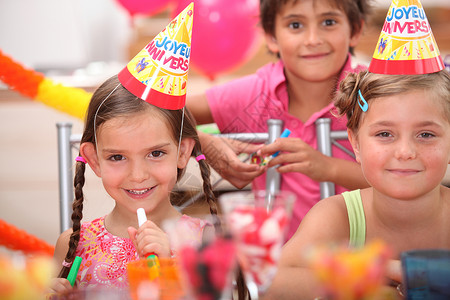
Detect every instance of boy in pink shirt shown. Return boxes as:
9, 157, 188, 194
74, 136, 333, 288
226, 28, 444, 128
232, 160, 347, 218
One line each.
187, 0, 371, 238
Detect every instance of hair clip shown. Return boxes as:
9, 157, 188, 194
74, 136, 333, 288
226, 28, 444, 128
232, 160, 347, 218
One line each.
75, 156, 87, 164
195, 154, 206, 162
62, 260, 72, 268
358, 90, 369, 112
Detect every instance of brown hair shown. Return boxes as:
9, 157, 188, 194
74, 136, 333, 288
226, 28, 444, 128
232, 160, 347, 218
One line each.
259, 0, 373, 55
334, 69, 450, 134
57, 75, 218, 278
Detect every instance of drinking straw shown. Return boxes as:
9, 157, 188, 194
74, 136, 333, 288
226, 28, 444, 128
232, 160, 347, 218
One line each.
137, 208, 161, 278
271, 128, 291, 158
67, 256, 82, 286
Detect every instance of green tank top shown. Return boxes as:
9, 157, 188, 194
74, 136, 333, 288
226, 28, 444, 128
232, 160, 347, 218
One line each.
342, 190, 366, 248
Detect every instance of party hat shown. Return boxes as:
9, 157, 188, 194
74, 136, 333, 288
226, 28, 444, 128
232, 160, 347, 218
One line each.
118, 2, 194, 110
368, 0, 444, 75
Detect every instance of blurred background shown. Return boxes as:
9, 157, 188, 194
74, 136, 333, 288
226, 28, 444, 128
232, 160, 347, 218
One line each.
1, 0, 449, 249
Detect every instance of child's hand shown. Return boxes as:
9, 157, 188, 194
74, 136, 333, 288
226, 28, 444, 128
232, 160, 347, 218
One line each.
199, 132, 265, 189
259, 137, 332, 182
386, 259, 403, 284
384, 260, 404, 299
128, 220, 171, 258
46, 277, 73, 297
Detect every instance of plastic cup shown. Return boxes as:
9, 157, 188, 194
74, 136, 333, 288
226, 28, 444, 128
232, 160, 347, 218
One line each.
127, 257, 184, 300
219, 190, 295, 296
163, 215, 237, 300
401, 249, 450, 300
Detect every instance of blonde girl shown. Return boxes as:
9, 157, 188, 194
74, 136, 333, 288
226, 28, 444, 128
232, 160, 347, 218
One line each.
265, 69, 450, 299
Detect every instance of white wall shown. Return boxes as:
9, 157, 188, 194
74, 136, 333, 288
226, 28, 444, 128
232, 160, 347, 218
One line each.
1, 0, 447, 71
0, 0, 131, 70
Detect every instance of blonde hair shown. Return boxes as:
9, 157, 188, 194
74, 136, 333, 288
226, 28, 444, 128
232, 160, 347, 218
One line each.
334, 70, 450, 133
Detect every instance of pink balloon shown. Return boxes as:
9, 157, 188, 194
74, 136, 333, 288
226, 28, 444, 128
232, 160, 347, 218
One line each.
116, 0, 172, 17
173, 0, 261, 80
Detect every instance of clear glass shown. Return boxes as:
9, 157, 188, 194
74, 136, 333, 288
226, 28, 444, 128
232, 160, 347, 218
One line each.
163, 215, 237, 300
219, 190, 295, 298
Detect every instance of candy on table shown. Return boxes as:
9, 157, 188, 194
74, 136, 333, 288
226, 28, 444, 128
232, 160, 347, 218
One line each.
179, 235, 237, 300
308, 240, 393, 300
0, 253, 54, 300
227, 206, 288, 287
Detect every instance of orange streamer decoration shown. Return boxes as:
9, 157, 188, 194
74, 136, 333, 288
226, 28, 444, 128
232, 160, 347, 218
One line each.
0, 219, 54, 256
0, 49, 91, 120
0, 49, 44, 99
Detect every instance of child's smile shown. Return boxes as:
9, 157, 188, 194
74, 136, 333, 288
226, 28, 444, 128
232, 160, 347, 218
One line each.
268, 0, 361, 83
125, 186, 156, 198
353, 89, 450, 199
93, 110, 180, 213
386, 168, 422, 177
300, 52, 330, 60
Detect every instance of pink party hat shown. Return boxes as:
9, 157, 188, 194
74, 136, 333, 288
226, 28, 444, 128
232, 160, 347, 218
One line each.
118, 3, 194, 110
368, 0, 444, 75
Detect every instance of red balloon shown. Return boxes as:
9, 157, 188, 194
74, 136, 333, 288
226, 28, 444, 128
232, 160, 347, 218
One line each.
173, 0, 261, 80
116, 0, 172, 17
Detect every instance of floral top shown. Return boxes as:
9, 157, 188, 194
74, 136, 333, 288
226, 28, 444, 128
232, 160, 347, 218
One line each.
74, 215, 207, 289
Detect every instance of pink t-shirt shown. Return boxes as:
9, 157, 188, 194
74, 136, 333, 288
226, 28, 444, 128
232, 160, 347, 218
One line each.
74, 215, 207, 289
206, 55, 366, 239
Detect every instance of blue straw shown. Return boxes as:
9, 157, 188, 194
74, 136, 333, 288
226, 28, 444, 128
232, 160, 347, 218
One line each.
271, 128, 291, 158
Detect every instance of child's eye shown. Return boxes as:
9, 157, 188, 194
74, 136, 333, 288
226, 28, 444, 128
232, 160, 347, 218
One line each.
289, 21, 302, 29
376, 132, 392, 138
109, 154, 124, 161
418, 132, 435, 139
150, 151, 164, 158
322, 19, 337, 26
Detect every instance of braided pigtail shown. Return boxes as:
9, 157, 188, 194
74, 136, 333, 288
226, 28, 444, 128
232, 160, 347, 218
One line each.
193, 144, 251, 300
194, 151, 218, 217
162, 106, 250, 299
236, 267, 249, 300
160, 106, 219, 217
57, 159, 86, 278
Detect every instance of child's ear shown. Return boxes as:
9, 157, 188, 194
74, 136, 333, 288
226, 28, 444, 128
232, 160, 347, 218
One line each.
347, 129, 361, 164
177, 138, 195, 169
350, 20, 364, 48
80, 142, 101, 177
264, 33, 279, 55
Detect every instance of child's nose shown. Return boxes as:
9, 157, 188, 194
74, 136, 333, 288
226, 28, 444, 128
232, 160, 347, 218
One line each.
394, 138, 417, 160
129, 161, 149, 182
304, 26, 323, 46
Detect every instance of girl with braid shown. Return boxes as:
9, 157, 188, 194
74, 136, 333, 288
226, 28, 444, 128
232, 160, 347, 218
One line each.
49, 74, 217, 293
48, 4, 219, 293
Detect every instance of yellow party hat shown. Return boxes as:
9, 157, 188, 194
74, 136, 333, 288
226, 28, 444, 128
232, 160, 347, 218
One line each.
118, 2, 194, 109
368, 0, 444, 75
